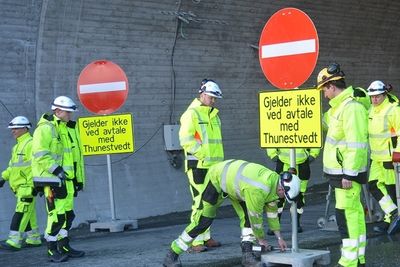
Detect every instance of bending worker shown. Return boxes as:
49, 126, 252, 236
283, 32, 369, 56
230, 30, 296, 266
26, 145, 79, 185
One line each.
317, 63, 368, 267
266, 148, 319, 233
32, 96, 84, 262
366, 80, 399, 233
163, 159, 301, 267
178, 79, 224, 252
0, 116, 41, 250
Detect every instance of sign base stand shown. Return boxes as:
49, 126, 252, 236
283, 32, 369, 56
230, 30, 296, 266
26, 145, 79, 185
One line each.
90, 219, 138, 233
261, 249, 330, 267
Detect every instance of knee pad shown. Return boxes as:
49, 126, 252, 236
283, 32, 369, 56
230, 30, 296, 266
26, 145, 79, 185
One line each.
49, 214, 66, 236
187, 216, 213, 237
368, 180, 383, 200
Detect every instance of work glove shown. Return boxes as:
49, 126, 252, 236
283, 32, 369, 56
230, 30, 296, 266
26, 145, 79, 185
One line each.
393, 152, 400, 163
74, 182, 83, 197
53, 166, 67, 186
308, 156, 315, 163
0, 179, 5, 188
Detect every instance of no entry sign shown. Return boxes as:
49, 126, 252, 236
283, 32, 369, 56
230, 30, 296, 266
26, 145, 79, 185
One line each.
77, 60, 129, 114
259, 8, 319, 89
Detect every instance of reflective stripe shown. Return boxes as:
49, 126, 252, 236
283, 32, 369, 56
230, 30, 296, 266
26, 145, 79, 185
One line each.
11, 161, 31, 167
175, 238, 189, 251
45, 234, 58, 242
180, 231, 193, 243
379, 195, 397, 214
369, 133, 392, 138
323, 166, 367, 176
33, 150, 49, 158
233, 162, 271, 200
221, 160, 235, 192
186, 155, 198, 160
58, 228, 68, 238
266, 212, 278, 218
342, 238, 358, 247
248, 210, 262, 218
325, 136, 368, 149
359, 234, 366, 243
252, 224, 263, 229
358, 246, 365, 255
341, 249, 358, 260
241, 227, 254, 236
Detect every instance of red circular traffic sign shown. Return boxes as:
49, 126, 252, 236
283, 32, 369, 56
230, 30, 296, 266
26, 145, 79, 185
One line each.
259, 8, 319, 90
77, 60, 129, 114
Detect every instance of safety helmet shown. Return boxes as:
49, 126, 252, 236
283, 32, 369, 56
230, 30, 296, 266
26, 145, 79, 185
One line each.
8, 116, 31, 129
279, 171, 301, 203
316, 62, 345, 90
367, 80, 388, 96
51, 96, 77, 112
199, 80, 222, 99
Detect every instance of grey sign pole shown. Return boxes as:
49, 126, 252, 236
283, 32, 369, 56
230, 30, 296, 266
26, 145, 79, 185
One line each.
107, 154, 116, 221
289, 148, 298, 252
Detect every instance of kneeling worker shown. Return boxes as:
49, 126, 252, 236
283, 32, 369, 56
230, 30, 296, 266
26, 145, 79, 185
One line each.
163, 159, 301, 267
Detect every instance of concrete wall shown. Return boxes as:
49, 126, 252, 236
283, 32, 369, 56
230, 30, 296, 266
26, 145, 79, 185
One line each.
1, 0, 400, 238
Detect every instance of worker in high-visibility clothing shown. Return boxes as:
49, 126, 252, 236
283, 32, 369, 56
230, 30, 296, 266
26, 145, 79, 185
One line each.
61, 118, 85, 250
266, 148, 320, 233
0, 116, 42, 250
178, 79, 224, 252
32, 96, 84, 262
317, 63, 368, 267
366, 80, 399, 233
163, 159, 301, 267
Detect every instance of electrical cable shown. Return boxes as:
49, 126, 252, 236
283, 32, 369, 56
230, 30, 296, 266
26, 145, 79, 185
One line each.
85, 123, 163, 166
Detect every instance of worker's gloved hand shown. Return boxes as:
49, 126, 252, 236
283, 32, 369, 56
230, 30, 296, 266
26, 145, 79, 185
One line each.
53, 166, 67, 186
392, 152, 400, 163
75, 182, 83, 192
0, 179, 5, 188
308, 156, 315, 163
271, 156, 278, 162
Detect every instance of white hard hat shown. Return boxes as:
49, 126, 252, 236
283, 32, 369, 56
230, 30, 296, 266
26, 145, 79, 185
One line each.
51, 96, 77, 112
280, 172, 301, 203
8, 116, 31, 129
367, 80, 387, 96
199, 80, 222, 99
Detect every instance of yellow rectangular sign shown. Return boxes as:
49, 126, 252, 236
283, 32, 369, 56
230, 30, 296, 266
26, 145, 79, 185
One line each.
259, 88, 322, 148
78, 113, 134, 156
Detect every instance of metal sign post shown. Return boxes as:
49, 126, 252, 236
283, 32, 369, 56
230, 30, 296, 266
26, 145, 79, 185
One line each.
107, 154, 116, 221
289, 148, 298, 253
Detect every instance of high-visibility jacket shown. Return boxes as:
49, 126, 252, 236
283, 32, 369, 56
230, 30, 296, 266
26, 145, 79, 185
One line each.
179, 98, 224, 169
208, 159, 280, 239
369, 97, 400, 162
266, 148, 320, 165
1, 132, 33, 192
67, 121, 85, 185
323, 87, 368, 183
322, 86, 370, 132
32, 114, 74, 182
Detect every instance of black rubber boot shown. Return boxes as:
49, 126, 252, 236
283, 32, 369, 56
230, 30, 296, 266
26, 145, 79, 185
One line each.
58, 237, 85, 258
162, 249, 182, 267
47, 241, 68, 262
241, 242, 262, 267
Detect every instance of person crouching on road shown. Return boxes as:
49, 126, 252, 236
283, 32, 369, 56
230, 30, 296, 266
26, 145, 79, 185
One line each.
366, 80, 400, 233
163, 159, 301, 267
0, 116, 42, 250
31, 96, 84, 262
266, 148, 320, 233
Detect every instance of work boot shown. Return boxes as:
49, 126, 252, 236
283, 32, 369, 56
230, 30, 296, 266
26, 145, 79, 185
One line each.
387, 211, 399, 234
0, 240, 20, 251
47, 241, 68, 262
241, 241, 262, 267
373, 222, 389, 233
189, 244, 207, 253
162, 249, 182, 267
297, 213, 303, 233
205, 238, 221, 248
58, 237, 85, 258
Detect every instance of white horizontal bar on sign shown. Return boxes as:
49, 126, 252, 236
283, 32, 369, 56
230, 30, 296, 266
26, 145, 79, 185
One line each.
261, 39, 316, 58
79, 81, 126, 94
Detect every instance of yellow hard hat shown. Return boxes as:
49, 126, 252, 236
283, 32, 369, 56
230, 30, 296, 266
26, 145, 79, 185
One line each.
316, 63, 345, 89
